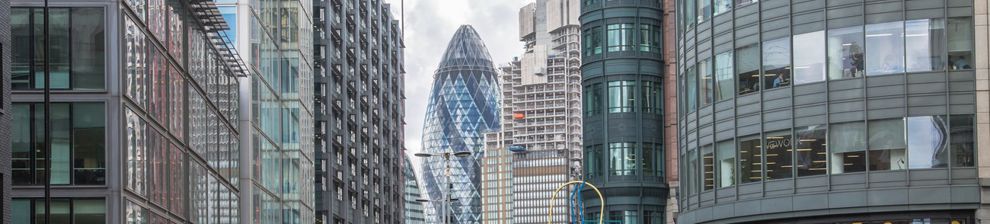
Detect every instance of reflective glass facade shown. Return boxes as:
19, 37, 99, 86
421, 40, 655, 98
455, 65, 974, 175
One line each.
404, 156, 425, 224
676, 0, 981, 223
421, 25, 501, 224
8, 0, 249, 223
224, 0, 316, 223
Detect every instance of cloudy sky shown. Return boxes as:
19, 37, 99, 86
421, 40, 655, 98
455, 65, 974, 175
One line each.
390, 0, 530, 164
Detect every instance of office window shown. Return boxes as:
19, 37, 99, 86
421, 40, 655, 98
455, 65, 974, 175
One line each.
643, 143, 663, 177
608, 81, 636, 113
792, 31, 826, 84
697, 0, 711, 23
10, 7, 106, 90
641, 81, 662, 114
827, 25, 865, 79
866, 21, 905, 75
687, 151, 698, 194
717, 141, 735, 188
701, 145, 714, 190
11, 104, 31, 184
905, 19, 946, 72
714, 0, 732, 15
738, 136, 762, 183
12, 102, 105, 186
868, 119, 906, 171
736, 0, 756, 6
125, 108, 146, 196
645, 211, 664, 224
948, 17, 973, 70
583, 0, 599, 6
685, 0, 696, 29
907, 116, 948, 169
124, 16, 148, 109
73, 103, 106, 185
765, 130, 792, 180
950, 115, 975, 167
609, 142, 637, 176
795, 125, 827, 176
609, 211, 639, 224
74, 199, 107, 223
583, 26, 602, 56
698, 59, 713, 107
639, 25, 661, 53
830, 122, 866, 174
736, 45, 759, 95
607, 24, 635, 52
686, 66, 697, 112
714, 51, 733, 101
13, 198, 105, 224
585, 144, 602, 179
763, 37, 792, 88
584, 83, 603, 115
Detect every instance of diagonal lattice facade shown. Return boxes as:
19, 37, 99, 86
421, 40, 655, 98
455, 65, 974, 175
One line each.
421, 25, 501, 224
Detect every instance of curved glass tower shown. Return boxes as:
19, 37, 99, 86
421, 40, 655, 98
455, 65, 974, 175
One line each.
580, 0, 668, 222
675, 0, 981, 223
421, 25, 501, 224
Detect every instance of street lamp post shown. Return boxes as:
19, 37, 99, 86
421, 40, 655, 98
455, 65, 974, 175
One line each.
415, 151, 471, 224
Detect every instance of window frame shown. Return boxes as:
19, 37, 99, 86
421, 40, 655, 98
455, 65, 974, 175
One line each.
10, 7, 108, 91
12, 102, 107, 186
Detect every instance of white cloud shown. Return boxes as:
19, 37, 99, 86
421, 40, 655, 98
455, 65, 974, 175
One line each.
390, 0, 528, 171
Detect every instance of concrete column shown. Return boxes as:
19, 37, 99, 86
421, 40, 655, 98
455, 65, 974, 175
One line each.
975, 0, 990, 223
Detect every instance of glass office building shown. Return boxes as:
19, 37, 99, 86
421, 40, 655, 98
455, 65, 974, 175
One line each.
580, 0, 668, 223
675, 0, 983, 223
312, 0, 406, 223
421, 25, 501, 224
9, 0, 249, 223
404, 156, 425, 224
220, 0, 316, 223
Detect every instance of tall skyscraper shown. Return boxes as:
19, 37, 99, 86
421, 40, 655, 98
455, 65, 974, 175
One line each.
313, 0, 407, 223
675, 0, 987, 223
580, 0, 667, 222
481, 1, 582, 223
404, 155, 426, 224
0, 0, 10, 222
9, 0, 249, 223
217, 0, 316, 223
421, 25, 501, 224
481, 62, 518, 224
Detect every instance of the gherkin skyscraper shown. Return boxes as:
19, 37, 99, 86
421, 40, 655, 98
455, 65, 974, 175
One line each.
421, 25, 501, 224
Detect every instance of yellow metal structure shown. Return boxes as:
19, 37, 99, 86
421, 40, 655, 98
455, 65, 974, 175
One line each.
547, 181, 605, 224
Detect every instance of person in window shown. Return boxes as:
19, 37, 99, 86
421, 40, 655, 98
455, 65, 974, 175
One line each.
843, 54, 862, 78
772, 75, 783, 88
952, 56, 972, 70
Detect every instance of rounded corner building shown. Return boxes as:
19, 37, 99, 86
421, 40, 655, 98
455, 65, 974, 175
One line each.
421, 25, 501, 224
675, 0, 984, 223
580, 0, 668, 222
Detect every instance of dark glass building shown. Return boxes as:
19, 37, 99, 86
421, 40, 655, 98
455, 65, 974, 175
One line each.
421, 25, 501, 224
675, 0, 981, 223
313, 0, 407, 223
0, 0, 10, 222
580, 0, 668, 222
